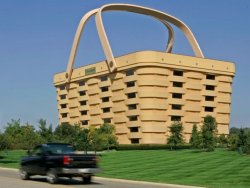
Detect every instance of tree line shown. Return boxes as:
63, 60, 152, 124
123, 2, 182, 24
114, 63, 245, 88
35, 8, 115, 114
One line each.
167, 115, 250, 154
1, 116, 250, 154
0, 119, 118, 153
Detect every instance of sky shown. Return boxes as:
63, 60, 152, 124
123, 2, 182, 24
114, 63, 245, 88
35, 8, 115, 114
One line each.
0, 0, 250, 130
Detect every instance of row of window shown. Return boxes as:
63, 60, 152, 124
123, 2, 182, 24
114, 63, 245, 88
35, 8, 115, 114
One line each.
81, 118, 112, 126
60, 93, 215, 103
77, 69, 135, 88
58, 69, 216, 91
173, 70, 216, 80
60, 94, 215, 109
59, 82, 216, 95
61, 103, 215, 120
99, 70, 215, 83
61, 107, 217, 128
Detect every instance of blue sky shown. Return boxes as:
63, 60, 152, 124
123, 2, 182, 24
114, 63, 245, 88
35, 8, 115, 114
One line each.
0, 0, 249, 130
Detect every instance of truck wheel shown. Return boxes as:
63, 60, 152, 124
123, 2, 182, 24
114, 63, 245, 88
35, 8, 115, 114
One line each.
19, 168, 30, 180
82, 175, 92, 184
46, 169, 58, 184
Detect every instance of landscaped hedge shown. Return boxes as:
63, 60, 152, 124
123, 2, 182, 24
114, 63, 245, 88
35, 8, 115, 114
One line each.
117, 144, 191, 150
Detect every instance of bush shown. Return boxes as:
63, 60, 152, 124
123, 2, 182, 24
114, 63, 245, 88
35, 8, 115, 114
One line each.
117, 144, 191, 150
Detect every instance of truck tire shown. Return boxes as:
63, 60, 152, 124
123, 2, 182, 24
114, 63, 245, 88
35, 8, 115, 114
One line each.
46, 169, 58, 184
82, 175, 92, 184
19, 168, 30, 180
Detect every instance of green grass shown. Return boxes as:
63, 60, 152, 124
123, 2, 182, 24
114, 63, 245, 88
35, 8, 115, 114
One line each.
0, 150, 26, 169
98, 149, 250, 188
1, 149, 249, 188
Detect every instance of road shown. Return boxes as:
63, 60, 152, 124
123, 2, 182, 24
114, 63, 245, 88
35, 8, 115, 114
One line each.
0, 168, 201, 188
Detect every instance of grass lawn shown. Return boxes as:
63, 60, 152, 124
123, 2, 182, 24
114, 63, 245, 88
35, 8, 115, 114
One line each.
99, 149, 250, 188
1, 149, 250, 188
0, 150, 26, 169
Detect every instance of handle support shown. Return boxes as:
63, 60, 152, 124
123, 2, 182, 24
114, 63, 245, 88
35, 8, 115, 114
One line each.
66, 3, 204, 83
95, 3, 204, 72
66, 7, 175, 83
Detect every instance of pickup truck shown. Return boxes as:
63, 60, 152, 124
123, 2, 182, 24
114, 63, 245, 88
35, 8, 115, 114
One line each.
19, 143, 101, 184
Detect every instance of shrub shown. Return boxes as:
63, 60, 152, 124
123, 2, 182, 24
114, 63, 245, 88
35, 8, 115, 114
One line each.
117, 144, 191, 150
167, 121, 184, 150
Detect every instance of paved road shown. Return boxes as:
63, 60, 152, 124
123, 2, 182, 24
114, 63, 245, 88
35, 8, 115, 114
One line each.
0, 168, 201, 188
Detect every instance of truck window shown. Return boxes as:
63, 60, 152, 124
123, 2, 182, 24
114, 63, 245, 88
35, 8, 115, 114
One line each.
45, 144, 75, 154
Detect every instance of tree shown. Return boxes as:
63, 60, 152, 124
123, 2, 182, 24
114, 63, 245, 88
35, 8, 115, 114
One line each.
217, 134, 228, 148
98, 124, 118, 150
88, 126, 103, 154
0, 133, 9, 152
230, 127, 240, 135
243, 131, 250, 154
201, 115, 217, 152
3, 120, 42, 150
18, 123, 42, 150
37, 119, 54, 142
167, 121, 184, 150
54, 123, 81, 145
189, 124, 201, 149
237, 128, 247, 147
228, 134, 238, 151
4, 119, 22, 149
76, 128, 91, 153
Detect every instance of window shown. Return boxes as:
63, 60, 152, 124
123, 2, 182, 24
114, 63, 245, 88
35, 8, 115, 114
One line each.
172, 93, 182, 99
100, 76, 108, 82
205, 107, 214, 112
103, 108, 110, 113
61, 113, 67, 118
130, 127, 139, 132
81, 120, 88, 126
80, 101, 87, 106
172, 104, 182, 110
206, 74, 215, 80
81, 111, 88, 115
206, 85, 215, 91
103, 118, 111, 123
79, 91, 86, 96
131, 138, 139, 144
128, 116, 138, 121
59, 85, 65, 90
60, 95, 66, 100
101, 86, 109, 92
61, 104, 67, 109
127, 92, 136, 99
126, 81, 135, 88
173, 70, 183, 76
128, 104, 137, 110
79, 81, 85, 86
205, 96, 214, 101
126, 69, 134, 76
102, 97, 109, 103
171, 116, 181, 121
173, 82, 183, 88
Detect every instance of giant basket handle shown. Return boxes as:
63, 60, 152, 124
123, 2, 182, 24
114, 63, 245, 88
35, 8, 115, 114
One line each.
66, 7, 175, 83
95, 3, 204, 72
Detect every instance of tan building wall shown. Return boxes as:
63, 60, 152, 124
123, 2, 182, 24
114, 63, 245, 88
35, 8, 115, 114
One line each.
54, 51, 235, 144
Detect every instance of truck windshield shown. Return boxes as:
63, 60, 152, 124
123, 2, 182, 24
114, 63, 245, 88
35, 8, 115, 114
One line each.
45, 144, 75, 154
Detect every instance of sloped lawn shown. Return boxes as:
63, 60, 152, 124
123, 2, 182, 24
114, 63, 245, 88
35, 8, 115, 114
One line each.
98, 149, 250, 188
1, 149, 249, 187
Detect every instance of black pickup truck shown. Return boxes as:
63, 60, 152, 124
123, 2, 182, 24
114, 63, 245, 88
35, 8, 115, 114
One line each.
19, 143, 101, 184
